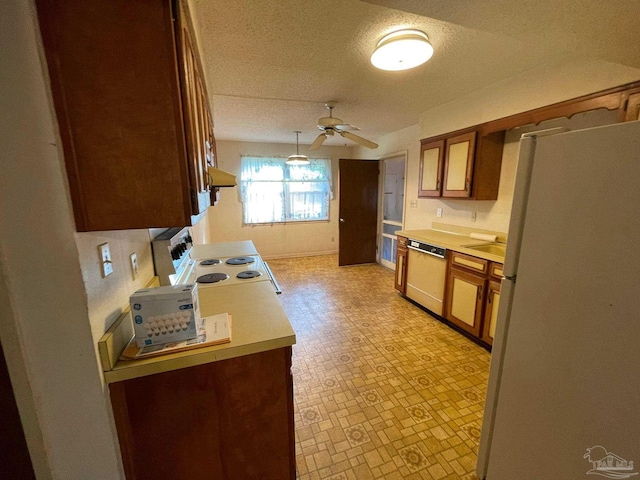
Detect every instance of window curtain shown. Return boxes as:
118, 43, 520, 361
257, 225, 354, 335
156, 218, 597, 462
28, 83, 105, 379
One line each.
240, 156, 332, 224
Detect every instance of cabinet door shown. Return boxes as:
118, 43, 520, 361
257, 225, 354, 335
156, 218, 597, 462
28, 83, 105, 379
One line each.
444, 267, 485, 337
442, 131, 477, 198
481, 280, 501, 345
35, 0, 195, 231
176, 2, 210, 216
110, 347, 295, 480
418, 140, 444, 197
395, 237, 408, 293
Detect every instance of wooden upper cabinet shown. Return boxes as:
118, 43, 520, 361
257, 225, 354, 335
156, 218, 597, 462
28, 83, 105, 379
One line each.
418, 140, 444, 197
35, 0, 212, 231
442, 132, 476, 198
176, 7, 212, 218
419, 130, 504, 200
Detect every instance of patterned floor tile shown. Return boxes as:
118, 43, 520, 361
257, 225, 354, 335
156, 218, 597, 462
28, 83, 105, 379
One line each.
267, 255, 490, 479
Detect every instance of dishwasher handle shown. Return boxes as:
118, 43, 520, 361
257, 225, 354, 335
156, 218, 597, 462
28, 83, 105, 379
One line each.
407, 239, 447, 259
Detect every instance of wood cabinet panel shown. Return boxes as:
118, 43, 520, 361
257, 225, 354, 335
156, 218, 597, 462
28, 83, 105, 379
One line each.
451, 251, 489, 275
35, 0, 212, 231
490, 263, 504, 280
445, 268, 485, 337
444, 255, 503, 347
109, 347, 295, 480
481, 280, 501, 345
443, 132, 476, 197
395, 236, 408, 293
418, 140, 444, 197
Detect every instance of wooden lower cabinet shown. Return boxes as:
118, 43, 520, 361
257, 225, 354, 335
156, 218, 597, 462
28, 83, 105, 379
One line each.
395, 236, 408, 293
444, 268, 485, 337
109, 347, 295, 480
481, 280, 501, 345
444, 251, 503, 347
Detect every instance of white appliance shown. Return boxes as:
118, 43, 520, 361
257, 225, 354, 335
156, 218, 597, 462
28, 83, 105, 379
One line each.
477, 121, 640, 479
405, 239, 447, 315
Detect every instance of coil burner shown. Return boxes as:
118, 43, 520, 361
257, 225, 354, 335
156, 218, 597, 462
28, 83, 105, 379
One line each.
226, 256, 255, 266
237, 270, 262, 279
196, 273, 229, 284
199, 259, 222, 266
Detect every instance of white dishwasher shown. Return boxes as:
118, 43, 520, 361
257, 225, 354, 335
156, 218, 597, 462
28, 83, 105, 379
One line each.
406, 239, 447, 316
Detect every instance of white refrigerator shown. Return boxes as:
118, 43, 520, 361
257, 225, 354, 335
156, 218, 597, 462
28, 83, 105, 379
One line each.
477, 121, 640, 479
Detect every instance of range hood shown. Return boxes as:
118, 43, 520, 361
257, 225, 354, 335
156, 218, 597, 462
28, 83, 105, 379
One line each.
208, 166, 237, 187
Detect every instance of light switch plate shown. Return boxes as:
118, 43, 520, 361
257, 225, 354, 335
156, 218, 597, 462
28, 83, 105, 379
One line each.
130, 253, 139, 279
99, 243, 113, 277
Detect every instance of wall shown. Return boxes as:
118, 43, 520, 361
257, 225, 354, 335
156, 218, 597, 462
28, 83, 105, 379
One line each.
355, 58, 640, 235
206, 140, 354, 258
0, 0, 125, 477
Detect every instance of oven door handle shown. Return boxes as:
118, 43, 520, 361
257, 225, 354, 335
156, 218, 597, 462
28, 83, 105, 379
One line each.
262, 261, 282, 295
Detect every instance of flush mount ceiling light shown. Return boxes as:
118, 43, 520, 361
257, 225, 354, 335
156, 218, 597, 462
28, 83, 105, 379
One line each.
371, 29, 433, 71
286, 131, 309, 165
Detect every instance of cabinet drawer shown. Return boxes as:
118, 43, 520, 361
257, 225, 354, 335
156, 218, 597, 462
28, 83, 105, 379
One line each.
490, 262, 504, 280
450, 251, 488, 275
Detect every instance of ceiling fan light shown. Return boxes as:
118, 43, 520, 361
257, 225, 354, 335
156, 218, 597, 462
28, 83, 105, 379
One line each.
286, 131, 310, 165
371, 29, 433, 71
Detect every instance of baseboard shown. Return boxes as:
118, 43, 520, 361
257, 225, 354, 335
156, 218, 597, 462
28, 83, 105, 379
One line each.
261, 250, 338, 260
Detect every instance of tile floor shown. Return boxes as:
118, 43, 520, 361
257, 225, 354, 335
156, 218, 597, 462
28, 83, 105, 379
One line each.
267, 255, 490, 480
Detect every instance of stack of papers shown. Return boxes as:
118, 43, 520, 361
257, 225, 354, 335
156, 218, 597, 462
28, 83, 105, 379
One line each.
120, 313, 231, 360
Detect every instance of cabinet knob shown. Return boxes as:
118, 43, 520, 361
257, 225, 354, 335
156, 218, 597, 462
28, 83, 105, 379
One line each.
339, 218, 345, 223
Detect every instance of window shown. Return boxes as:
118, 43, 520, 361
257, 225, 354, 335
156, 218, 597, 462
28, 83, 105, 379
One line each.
240, 156, 332, 224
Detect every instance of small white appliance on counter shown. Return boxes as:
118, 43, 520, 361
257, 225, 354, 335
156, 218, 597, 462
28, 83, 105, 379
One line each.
477, 121, 640, 479
130, 284, 201, 347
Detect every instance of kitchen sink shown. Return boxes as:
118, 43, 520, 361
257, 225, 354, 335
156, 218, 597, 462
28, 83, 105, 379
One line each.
466, 243, 507, 256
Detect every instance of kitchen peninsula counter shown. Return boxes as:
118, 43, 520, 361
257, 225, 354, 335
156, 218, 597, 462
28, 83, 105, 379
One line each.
102, 281, 295, 384
104, 277, 297, 480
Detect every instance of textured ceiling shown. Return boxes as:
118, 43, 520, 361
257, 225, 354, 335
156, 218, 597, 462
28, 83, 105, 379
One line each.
191, 0, 640, 148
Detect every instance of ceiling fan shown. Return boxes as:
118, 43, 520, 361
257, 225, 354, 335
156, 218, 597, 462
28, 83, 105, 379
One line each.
310, 102, 378, 150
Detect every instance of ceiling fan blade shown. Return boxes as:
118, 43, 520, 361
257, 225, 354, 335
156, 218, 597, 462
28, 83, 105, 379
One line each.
334, 124, 361, 131
340, 131, 378, 149
310, 133, 327, 150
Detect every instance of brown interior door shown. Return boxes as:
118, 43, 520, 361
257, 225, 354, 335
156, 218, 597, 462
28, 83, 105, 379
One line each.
338, 159, 379, 266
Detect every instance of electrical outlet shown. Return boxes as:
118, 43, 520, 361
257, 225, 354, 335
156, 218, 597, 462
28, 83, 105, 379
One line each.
130, 252, 139, 279
99, 243, 113, 277
471, 211, 477, 222
410, 200, 418, 208
437, 207, 442, 218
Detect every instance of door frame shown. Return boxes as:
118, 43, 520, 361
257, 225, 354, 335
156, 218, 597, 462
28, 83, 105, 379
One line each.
377, 151, 408, 268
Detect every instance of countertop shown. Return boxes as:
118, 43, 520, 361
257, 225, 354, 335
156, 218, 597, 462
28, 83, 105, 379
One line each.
190, 240, 258, 259
102, 280, 295, 384
397, 228, 506, 264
